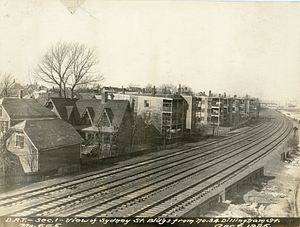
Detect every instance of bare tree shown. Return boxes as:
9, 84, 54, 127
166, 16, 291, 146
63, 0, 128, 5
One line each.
68, 44, 103, 98
36, 41, 102, 98
26, 70, 38, 98
36, 41, 73, 98
157, 83, 177, 95
138, 107, 163, 144
0, 73, 14, 98
144, 84, 152, 93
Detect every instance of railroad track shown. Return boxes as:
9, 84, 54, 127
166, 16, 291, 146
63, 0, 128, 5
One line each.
70, 110, 292, 217
0, 109, 292, 217
0, 112, 268, 206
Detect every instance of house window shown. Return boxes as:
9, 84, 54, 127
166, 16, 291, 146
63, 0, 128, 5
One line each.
1, 121, 8, 133
196, 112, 201, 123
15, 134, 24, 148
144, 100, 150, 107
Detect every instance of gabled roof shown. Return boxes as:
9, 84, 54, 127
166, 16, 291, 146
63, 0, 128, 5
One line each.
104, 108, 114, 123
46, 98, 80, 122
93, 95, 102, 100
0, 98, 57, 120
85, 107, 95, 120
93, 100, 131, 128
15, 119, 83, 151
35, 92, 60, 106
65, 106, 75, 120
75, 99, 102, 117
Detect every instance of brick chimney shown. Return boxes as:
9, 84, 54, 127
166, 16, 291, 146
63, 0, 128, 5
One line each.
102, 92, 108, 104
152, 86, 156, 97
178, 84, 182, 95
110, 93, 114, 100
19, 90, 23, 99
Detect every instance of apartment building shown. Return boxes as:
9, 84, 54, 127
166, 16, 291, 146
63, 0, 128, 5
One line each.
249, 98, 260, 119
223, 96, 233, 127
113, 92, 187, 142
211, 95, 224, 127
191, 92, 260, 132
231, 96, 241, 128
196, 95, 212, 126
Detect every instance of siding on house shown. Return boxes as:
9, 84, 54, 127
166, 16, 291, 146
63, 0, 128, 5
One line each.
6, 129, 38, 173
6, 118, 83, 176
39, 144, 81, 174
115, 104, 134, 148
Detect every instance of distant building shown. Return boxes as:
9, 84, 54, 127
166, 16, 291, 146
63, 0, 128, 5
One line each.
183, 91, 260, 136
211, 95, 224, 127
249, 98, 260, 119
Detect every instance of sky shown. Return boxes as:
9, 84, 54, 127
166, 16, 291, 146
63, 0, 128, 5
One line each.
0, 0, 300, 105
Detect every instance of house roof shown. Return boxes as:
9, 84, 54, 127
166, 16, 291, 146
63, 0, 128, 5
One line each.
93, 100, 131, 128
104, 108, 114, 124
46, 98, 80, 122
16, 118, 83, 151
35, 92, 60, 106
65, 106, 75, 120
75, 99, 102, 117
93, 95, 102, 100
0, 98, 57, 120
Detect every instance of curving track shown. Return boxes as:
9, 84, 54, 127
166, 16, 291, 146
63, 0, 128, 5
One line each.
0, 108, 293, 217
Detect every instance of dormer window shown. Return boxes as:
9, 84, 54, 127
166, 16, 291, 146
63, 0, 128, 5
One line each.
144, 100, 150, 107
15, 134, 24, 148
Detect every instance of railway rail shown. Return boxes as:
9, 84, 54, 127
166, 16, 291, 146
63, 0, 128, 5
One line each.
0, 108, 292, 217
0, 113, 269, 208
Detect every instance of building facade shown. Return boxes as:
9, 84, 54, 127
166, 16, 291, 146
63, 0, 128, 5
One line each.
113, 93, 187, 142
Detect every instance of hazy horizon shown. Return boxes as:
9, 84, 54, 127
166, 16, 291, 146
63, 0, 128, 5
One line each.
1, 0, 300, 105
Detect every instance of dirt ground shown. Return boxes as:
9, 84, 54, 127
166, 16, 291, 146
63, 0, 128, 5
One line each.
205, 122, 300, 218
